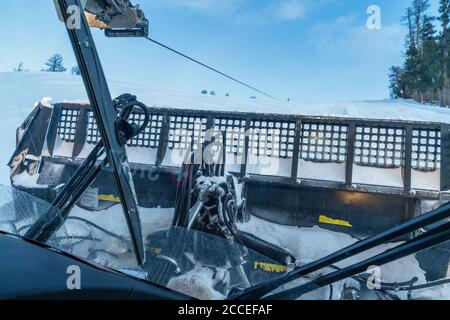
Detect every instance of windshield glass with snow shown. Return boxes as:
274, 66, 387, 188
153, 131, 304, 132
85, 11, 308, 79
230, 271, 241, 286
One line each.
0, 185, 289, 299
0, 0, 449, 300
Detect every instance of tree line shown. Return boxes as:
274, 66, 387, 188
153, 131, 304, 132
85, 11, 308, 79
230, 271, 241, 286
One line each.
389, 0, 450, 107
13, 53, 80, 75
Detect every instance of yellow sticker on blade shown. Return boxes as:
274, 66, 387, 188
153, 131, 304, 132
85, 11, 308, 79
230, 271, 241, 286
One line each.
98, 194, 121, 203
150, 247, 162, 255
319, 215, 353, 228
254, 262, 288, 273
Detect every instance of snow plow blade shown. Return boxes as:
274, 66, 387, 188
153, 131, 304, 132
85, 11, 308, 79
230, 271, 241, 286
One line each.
9, 102, 450, 242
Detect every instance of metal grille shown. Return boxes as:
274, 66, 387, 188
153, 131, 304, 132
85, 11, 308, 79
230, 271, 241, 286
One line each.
412, 129, 441, 171
355, 126, 405, 168
86, 112, 100, 144
300, 123, 347, 163
214, 118, 247, 155
57, 109, 80, 142
128, 113, 163, 148
57, 104, 446, 181
87, 112, 163, 148
168, 116, 208, 150
248, 120, 296, 159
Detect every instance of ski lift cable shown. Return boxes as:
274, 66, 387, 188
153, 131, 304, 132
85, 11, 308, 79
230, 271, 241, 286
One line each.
144, 36, 282, 101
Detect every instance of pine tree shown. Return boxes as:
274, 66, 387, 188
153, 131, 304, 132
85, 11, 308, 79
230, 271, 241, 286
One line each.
420, 14, 439, 102
391, 0, 450, 105
43, 53, 66, 72
440, 0, 450, 28
395, 1, 438, 103
439, 0, 450, 106
401, 6, 421, 100
389, 66, 404, 98
412, 0, 431, 49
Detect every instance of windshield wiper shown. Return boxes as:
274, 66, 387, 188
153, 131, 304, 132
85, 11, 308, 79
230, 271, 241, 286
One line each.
266, 221, 450, 300
26, 0, 152, 266
230, 201, 450, 300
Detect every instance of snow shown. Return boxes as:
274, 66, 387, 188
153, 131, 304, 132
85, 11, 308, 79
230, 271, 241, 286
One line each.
53, 141, 75, 158
353, 166, 404, 188
240, 218, 357, 265
239, 216, 449, 300
168, 267, 226, 300
162, 147, 186, 167
4, 72, 450, 122
224, 153, 245, 173
126, 146, 158, 165
415, 283, 450, 300
298, 160, 346, 182
11, 171, 46, 189
412, 170, 441, 191
247, 156, 292, 177
0, 72, 447, 189
39, 97, 53, 108
69, 205, 174, 242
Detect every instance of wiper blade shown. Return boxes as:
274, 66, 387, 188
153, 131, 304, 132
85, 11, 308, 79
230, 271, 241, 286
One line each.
230, 201, 450, 300
265, 221, 450, 300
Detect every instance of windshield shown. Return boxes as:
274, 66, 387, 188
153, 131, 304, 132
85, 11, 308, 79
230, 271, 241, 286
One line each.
0, 185, 288, 299
0, 0, 449, 301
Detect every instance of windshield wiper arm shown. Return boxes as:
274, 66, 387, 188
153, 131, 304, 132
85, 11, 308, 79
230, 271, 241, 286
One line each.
230, 201, 450, 300
265, 221, 450, 300
28, 0, 148, 266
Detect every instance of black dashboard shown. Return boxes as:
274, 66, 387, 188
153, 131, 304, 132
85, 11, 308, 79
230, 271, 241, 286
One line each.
0, 233, 190, 300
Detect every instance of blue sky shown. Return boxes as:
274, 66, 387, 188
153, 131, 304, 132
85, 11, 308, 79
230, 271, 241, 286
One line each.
0, 0, 441, 102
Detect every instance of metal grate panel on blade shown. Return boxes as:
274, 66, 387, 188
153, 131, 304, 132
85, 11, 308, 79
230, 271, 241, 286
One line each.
412, 129, 441, 172
168, 116, 208, 150
57, 108, 80, 142
87, 111, 163, 148
86, 111, 101, 144
354, 126, 405, 168
213, 118, 247, 156
248, 120, 296, 159
127, 113, 163, 148
300, 123, 348, 163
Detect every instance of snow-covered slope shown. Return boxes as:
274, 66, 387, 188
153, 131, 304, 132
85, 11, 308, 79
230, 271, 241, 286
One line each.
3, 72, 450, 121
